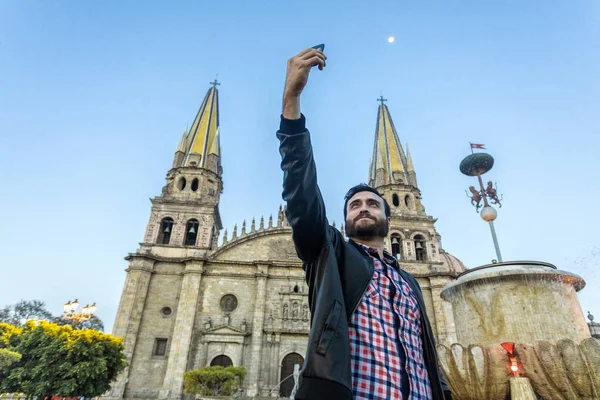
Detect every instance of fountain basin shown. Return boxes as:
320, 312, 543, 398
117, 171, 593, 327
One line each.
441, 260, 589, 345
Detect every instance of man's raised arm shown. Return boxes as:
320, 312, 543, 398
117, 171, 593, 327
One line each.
276, 48, 328, 262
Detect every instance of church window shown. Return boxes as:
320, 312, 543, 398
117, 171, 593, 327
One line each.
177, 177, 186, 190
391, 235, 402, 260
191, 178, 199, 191
405, 195, 410, 207
220, 294, 238, 313
293, 284, 299, 293
184, 219, 199, 246
392, 194, 400, 207
414, 234, 426, 261
157, 217, 174, 244
153, 338, 168, 356
210, 355, 233, 367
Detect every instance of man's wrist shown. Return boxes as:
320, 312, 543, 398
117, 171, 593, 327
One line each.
282, 94, 301, 120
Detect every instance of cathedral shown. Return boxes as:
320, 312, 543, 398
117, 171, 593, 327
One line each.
107, 82, 467, 400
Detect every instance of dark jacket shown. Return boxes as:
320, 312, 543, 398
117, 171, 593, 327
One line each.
277, 114, 452, 400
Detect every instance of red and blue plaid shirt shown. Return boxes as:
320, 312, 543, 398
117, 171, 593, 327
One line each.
348, 243, 432, 399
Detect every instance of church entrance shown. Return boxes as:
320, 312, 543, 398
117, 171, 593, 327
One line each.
280, 353, 304, 397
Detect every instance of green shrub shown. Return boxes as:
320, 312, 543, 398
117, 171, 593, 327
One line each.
184, 365, 246, 396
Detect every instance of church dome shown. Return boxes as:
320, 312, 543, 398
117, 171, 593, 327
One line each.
440, 250, 467, 276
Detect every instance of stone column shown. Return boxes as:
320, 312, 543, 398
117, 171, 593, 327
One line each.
159, 261, 204, 399
105, 257, 153, 400
245, 264, 269, 396
270, 334, 281, 394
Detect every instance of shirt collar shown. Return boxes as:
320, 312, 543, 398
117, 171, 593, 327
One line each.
353, 241, 398, 266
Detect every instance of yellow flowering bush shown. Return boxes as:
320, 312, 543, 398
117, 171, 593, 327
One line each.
0, 320, 126, 398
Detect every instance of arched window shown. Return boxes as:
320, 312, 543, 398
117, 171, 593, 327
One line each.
184, 219, 199, 246
405, 194, 410, 207
210, 355, 233, 367
191, 178, 199, 192
392, 194, 400, 207
157, 217, 174, 245
414, 234, 426, 261
177, 177, 186, 191
391, 235, 402, 260
280, 353, 304, 397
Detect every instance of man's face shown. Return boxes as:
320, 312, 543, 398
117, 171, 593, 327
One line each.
345, 191, 389, 239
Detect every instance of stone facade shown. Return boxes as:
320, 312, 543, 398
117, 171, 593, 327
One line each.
106, 87, 467, 399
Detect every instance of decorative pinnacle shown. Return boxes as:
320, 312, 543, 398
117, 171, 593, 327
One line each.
223, 229, 228, 243
251, 218, 256, 233
260, 216, 264, 230
268, 215, 273, 228
232, 224, 238, 238
589, 311, 595, 322
242, 220, 247, 235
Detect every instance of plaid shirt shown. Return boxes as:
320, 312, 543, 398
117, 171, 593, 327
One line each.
349, 243, 432, 399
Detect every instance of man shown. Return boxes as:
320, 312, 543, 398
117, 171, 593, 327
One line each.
276, 47, 452, 400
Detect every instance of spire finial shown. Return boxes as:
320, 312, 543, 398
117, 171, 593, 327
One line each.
377, 95, 387, 105
251, 218, 256, 233
260, 216, 265, 231
210, 75, 220, 88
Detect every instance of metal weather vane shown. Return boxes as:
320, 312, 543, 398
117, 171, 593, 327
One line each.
460, 143, 504, 262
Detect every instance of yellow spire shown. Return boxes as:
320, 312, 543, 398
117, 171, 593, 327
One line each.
369, 97, 410, 187
183, 80, 220, 168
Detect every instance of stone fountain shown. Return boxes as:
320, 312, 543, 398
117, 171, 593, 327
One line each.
438, 260, 600, 400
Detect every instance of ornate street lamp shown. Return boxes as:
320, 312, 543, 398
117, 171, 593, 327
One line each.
460, 143, 504, 262
63, 299, 97, 323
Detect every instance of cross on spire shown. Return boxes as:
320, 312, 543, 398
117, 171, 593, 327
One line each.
377, 95, 387, 105
210, 77, 221, 88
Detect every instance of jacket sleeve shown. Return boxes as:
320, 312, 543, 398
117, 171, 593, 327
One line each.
277, 114, 329, 262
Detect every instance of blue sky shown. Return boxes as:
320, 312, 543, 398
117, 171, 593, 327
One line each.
1, 1, 599, 333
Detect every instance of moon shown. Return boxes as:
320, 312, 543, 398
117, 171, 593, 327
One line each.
388, 36, 395, 43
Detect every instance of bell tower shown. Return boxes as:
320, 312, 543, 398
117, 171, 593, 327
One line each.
144, 79, 223, 250
368, 96, 465, 344
108, 81, 224, 400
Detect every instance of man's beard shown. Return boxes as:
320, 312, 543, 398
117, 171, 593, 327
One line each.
345, 215, 389, 239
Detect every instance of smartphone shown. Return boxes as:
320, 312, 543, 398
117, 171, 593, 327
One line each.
311, 44, 325, 68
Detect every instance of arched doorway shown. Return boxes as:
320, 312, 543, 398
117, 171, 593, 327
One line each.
280, 353, 304, 397
210, 355, 233, 367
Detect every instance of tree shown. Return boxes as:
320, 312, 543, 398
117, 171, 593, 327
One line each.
0, 320, 126, 398
184, 366, 247, 396
0, 300, 53, 326
0, 348, 21, 371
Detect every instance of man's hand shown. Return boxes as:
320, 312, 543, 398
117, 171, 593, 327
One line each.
282, 48, 327, 120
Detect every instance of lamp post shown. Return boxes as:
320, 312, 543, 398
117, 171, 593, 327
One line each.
63, 299, 97, 325
460, 143, 504, 262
